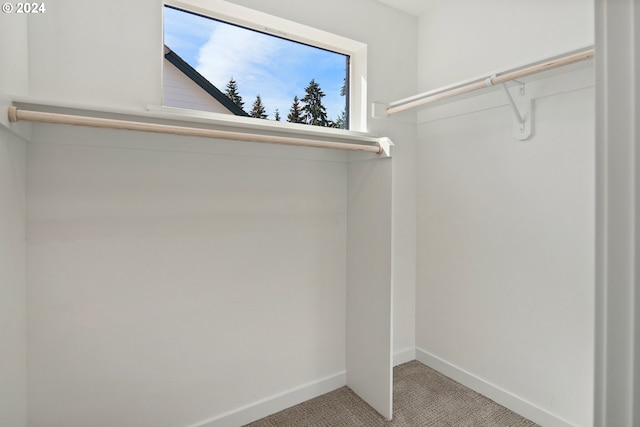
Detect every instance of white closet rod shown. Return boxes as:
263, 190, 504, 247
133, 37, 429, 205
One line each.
386, 47, 594, 115
7, 106, 382, 154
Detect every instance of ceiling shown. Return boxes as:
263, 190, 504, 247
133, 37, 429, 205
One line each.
377, 0, 439, 16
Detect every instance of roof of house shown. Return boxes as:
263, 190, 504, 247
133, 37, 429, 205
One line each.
164, 46, 248, 117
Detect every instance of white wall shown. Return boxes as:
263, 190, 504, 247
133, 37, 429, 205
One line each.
27, 126, 349, 427
28, 0, 161, 110
417, 0, 593, 90
0, 126, 27, 427
24, 0, 417, 425
415, 1, 594, 426
0, 10, 28, 427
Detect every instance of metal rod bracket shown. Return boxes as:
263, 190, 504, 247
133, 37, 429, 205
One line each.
500, 83, 532, 140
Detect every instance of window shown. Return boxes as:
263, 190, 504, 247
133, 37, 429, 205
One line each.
162, 0, 367, 131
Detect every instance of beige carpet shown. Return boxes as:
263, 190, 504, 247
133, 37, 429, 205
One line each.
245, 361, 539, 426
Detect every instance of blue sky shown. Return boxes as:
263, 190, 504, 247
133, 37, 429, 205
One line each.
164, 6, 348, 122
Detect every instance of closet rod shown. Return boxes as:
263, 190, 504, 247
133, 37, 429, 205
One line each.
386, 47, 594, 115
7, 106, 382, 154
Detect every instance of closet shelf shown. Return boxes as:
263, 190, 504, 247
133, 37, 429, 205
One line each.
6, 97, 391, 155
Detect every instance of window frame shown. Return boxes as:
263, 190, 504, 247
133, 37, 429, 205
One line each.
162, 0, 368, 132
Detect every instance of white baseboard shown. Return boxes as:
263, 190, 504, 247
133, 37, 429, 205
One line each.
187, 349, 574, 427
393, 347, 416, 366
415, 347, 576, 427
189, 371, 346, 427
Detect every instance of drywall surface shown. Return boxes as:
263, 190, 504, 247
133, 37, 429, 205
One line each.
27, 0, 161, 109
416, 86, 594, 426
26, 126, 348, 427
0, 7, 29, 132
416, 1, 594, 426
0, 126, 27, 427
417, 0, 594, 90
0, 10, 28, 427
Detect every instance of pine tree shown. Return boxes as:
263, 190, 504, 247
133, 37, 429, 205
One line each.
249, 95, 268, 119
340, 76, 347, 97
335, 110, 346, 129
302, 79, 329, 127
287, 96, 304, 124
337, 76, 348, 128
225, 78, 244, 109
274, 108, 281, 121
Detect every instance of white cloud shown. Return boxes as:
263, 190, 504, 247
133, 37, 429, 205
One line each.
196, 24, 286, 111
195, 21, 346, 120
164, 7, 217, 64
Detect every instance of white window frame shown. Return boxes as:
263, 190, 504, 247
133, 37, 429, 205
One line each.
162, 0, 368, 132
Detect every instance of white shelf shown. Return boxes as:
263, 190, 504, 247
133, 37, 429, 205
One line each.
7, 96, 386, 152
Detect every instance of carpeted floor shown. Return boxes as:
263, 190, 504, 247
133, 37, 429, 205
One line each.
245, 361, 539, 426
